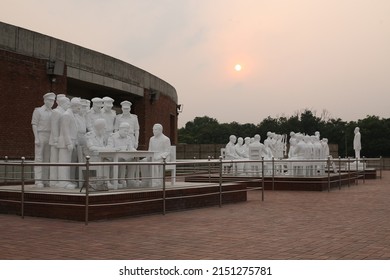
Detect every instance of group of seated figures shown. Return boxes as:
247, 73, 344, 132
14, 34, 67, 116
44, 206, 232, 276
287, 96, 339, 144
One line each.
32, 92, 170, 189
224, 131, 330, 176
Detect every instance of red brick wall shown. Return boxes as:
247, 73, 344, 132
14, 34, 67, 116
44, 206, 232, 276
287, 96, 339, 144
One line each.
0, 50, 67, 158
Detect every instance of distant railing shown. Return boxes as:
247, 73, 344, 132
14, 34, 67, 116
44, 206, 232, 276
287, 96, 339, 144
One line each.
0, 156, 384, 225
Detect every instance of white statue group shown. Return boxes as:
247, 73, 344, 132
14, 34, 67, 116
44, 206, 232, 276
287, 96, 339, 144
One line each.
32, 92, 171, 189
224, 131, 331, 176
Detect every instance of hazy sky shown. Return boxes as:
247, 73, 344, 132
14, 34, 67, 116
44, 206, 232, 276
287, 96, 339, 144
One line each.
2, 0, 390, 127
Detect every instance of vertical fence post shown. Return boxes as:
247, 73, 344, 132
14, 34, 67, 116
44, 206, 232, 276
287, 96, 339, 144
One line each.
4, 156, 8, 184
338, 156, 341, 190
85, 156, 90, 226
271, 157, 275, 191
347, 157, 351, 187
362, 156, 366, 184
356, 158, 359, 185
380, 156, 383, 180
219, 156, 223, 208
327, 156, 331, 192
208, 156, 211, 182
162, 157, 167, 215
261, 157, 265, 201
21, 157, 25, 219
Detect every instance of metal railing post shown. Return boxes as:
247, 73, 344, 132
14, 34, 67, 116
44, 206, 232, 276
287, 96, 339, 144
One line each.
21, 157, 25, 219
380, 156, 383, 179
219, 156, 223, 207
338, 156, 341, 190
327, 156, 331, 192
4, 156, 8, 184
272, 157, 275, 191
162, 157, 167, 215
362, 156, 366, 184
85, 156, 90, 226
356, 157, 359, 185
261, 157, 265, 201
347, 157, 351, 187
208, 156, 211, 182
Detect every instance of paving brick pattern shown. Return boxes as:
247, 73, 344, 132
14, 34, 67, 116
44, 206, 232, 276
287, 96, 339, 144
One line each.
0, 171, 389, 260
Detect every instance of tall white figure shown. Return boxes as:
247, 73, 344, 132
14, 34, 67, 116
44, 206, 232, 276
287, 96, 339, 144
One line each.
31, 92, 56, 188
76, 99, 90, 159
101, 96, 116, 140
57, 97, 82, 189
86, 97, 103, 132
115, 101, 139, 149
49, 94, 70, 186
142, 124, 171, 187
353, 127, 361, 159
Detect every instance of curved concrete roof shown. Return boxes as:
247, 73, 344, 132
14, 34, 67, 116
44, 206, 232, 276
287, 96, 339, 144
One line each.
0, 21, 178, 103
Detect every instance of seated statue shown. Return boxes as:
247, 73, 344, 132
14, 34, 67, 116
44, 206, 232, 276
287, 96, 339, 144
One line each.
107, 122, 136, 188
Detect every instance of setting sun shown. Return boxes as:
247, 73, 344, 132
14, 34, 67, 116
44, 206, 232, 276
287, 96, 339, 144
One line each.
234, 64, 242, 71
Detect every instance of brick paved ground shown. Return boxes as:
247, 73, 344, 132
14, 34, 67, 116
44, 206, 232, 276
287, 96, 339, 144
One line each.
0, 171, 389, 260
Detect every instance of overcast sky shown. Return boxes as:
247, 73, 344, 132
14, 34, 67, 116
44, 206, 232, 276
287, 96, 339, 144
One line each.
2, 0, 390, 127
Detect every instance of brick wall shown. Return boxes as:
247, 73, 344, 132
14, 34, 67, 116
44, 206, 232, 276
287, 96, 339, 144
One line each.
0, 50, 67, 158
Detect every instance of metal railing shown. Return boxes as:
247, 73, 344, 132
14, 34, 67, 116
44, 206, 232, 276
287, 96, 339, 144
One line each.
0, 156, 384, 225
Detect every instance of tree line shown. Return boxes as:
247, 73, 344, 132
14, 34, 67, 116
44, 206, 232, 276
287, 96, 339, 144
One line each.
178, 109, 390, 157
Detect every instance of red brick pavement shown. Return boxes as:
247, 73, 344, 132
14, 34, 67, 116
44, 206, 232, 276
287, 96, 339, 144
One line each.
0, 171, 389, 260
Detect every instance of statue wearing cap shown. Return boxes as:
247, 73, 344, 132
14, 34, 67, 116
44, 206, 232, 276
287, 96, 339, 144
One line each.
101, 96, 116, 139
48, 94, 70, 186
86, 97, 103, 132
31, 92, 56, 188
57, 97, 82, 189
114, 100, 139, 149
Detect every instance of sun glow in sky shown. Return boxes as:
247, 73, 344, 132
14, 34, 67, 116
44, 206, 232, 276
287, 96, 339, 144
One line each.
1, 0, 390, 127
234, 64, 242, 72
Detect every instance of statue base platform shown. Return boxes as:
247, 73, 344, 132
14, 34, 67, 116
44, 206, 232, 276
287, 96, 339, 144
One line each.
0, 181, 248, 221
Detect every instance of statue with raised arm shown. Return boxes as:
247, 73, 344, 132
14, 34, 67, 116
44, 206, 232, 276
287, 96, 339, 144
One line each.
31, 92, 56, 188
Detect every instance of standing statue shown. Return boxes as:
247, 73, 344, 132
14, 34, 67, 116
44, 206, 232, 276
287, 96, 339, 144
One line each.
115, 101, 139, 149
141, 124, 171, 187
57, 97, 82, 189
86, 97, 103, 132
353, 127, 361, 159
101, 96, 116, 140
31, 92, 56, 188
49, 94, 70, 186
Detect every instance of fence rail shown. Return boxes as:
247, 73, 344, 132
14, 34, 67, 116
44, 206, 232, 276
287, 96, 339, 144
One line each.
0, 156, 384, 225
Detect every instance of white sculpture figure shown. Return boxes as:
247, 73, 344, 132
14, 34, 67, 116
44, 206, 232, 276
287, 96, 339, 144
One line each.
320, 138, 330, 175
107, 122, 136, 188
242, 137, 251, 158
225, 135, 245, 175
235, 137, 246, 158
141, 124, 171, 187
49, 94, 70, 186
303, 135, 314, 176
312, 135, 322, 175
86, 97, 103, 132
31, 92, 56, 188
115, 101, 139, 149
77, 99, 90, 157
263, 132, 275, 159
57, 97, 82, 189
85, 118, 111, 187
248, 134, 266, 175
101, 96, 116, 140
353, 127, 361, 159
294, 134, 306, 176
